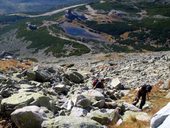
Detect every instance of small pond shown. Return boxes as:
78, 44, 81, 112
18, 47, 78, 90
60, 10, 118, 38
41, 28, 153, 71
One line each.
60, 22, 103, 41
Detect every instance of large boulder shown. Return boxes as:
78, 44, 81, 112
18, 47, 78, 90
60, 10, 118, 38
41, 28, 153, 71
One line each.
65, 71, 84, 83
150, 102, 170, 128
1, 92, 52, 114
11, 106, 46, 128
82, 90, 105, 103
87, 109, 121, 125
42, 116, 104, 128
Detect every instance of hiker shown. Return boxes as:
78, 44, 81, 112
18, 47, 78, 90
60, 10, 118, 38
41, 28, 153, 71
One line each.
132, 84, 152, 109
93, 78, 105, 89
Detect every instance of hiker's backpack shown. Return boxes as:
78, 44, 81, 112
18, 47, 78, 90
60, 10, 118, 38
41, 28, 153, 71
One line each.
92, 79, 99, 87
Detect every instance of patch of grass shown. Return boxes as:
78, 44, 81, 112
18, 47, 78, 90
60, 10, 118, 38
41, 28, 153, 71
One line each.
112, 121, 149, 128
85, 21, 136, 36
17, 23, 90, 57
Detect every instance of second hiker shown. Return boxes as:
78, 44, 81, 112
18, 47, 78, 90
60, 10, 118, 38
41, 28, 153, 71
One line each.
132, 84, 152, 109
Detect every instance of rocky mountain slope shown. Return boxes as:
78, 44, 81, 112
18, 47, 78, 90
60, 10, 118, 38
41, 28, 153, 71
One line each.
0, 51, 169, 128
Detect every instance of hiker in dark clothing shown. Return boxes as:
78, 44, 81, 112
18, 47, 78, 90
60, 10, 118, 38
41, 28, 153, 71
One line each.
93, 79, 105, 89
132, 84, 152, 109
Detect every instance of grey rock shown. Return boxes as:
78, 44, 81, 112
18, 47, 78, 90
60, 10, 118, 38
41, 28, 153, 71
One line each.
11, 106, 46, 128
123, 102, 141, 112
26, 70, 36, 81
70, 107, 88, 117
53, 83, 67, 93
0, 74, 7, 82
1, 92, 53, 114
0, 88, 12, 98
42, 116, 104, 128
61, 100, 74, 111
88, 109, 121, 125
20, 84, 36, 90
65, 71, 84, 83
92, 100, 105, 108
104, 101, 118, 109
82, 90, 105, 103
72, 95, 91, 108
35, 70, 52, 82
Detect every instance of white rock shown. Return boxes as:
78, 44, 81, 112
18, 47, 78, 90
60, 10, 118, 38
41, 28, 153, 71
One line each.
70, 107, 88, 117
110, 78, 123, 89
150, 102, 170, 128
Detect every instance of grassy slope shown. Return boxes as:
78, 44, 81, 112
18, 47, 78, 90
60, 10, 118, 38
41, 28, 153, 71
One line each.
11, 13, 90, 57
86, 1, 170, 52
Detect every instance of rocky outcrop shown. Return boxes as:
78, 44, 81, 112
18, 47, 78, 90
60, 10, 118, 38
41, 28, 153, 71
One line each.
0, 51, 169, 128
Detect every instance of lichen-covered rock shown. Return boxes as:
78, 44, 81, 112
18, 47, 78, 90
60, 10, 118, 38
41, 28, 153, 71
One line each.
82, 90, 105, 103
42, 116, 104, 128
1, 92, 52, 114
87, 109, 121, 125
11, 106, 46, 128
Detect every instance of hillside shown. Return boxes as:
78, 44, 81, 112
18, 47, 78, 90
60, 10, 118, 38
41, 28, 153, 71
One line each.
0, 51, 169, 128
0, 0, 170, 59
